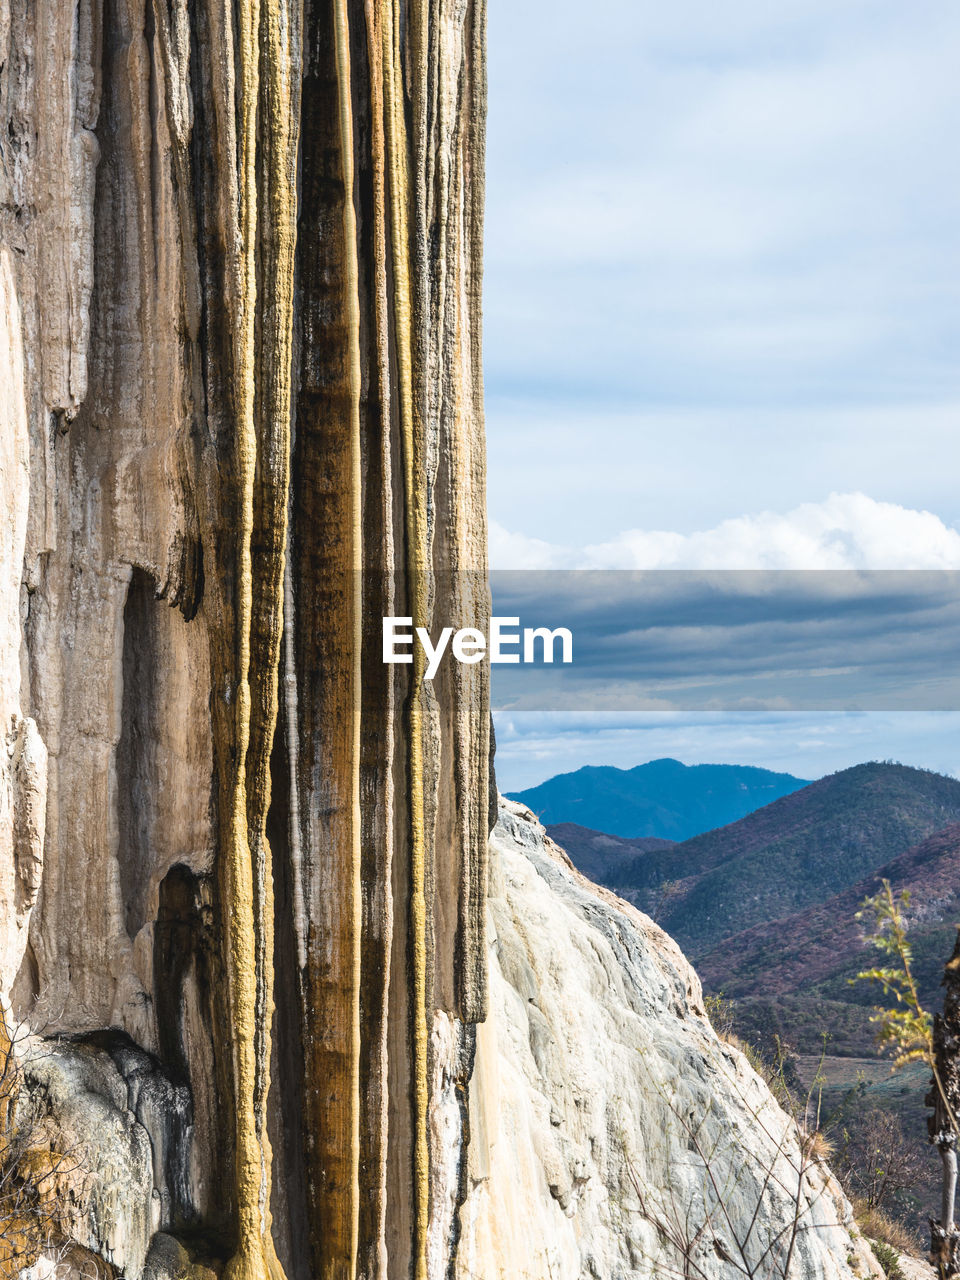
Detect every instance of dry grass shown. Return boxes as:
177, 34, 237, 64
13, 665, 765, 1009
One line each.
800, 1127, 835, 1164
852, 1197, 919, 1256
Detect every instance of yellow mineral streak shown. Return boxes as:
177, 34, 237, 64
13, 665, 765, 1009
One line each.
359, 5, 397, 1268
221, 1, 293, 1277
249, 0, 299, 1271
332, 0, 364, 1272
381, 4, 431, 1274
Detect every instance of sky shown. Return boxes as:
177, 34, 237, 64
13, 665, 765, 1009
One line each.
489, 570, 960, 787
483, 1, 960, 790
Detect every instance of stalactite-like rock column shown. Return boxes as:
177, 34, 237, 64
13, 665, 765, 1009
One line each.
290, 1, 488, 1275
210, 0, 301, 1277
380, 2, 432, 1270
1, 1, 488, 1278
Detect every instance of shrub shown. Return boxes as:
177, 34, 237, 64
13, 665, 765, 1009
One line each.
868, 1238, 905, 1280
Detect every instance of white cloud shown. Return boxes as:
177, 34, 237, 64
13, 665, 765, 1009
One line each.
484, 0, 960, 446
485, 401, 960, 547
490, 492, 960, 571
488, 524, 566, 571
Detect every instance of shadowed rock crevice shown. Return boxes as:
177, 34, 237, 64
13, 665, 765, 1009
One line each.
118, 568, 161, 942
153, 863, 229, 1245
264, 721, 310, 1280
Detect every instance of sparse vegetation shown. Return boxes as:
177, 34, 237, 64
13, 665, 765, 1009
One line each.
708, 983, 929, 1257
854, 1199, 917, 1257
0, 1007, 86, 1278
623, 1041, 852, 1279
836, 1108, 925, 1213
704, 990, 736, 1041
705, 997, 814, 1119
856, 880, 960, 1275
868, 1237, 906, 1280
855, 883, 935, 1074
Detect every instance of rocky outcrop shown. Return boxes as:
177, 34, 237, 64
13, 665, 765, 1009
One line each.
1, 1, 486, 1277
19, 1034, 191, 1279
458, 801, 884, 1280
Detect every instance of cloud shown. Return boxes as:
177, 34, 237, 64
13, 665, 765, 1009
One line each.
482, 4, 960, 791
490, 493, 960, 571
483, 0, 960, 524
490, 580, 960, 712
485, 401, 960, 548
483, 5, 960, 556
488, 554, 960, 717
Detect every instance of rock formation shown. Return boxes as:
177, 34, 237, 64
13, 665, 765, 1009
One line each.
1, 1, 486, 1276
0, 3, 903, 1280
456, 802, 885, 1280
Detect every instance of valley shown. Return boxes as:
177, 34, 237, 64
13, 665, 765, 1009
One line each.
531, 759, 960, 1244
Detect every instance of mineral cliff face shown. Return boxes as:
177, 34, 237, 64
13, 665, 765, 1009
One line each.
459, 802, 883, 1280
0, 3, 895, 1279
1, 0, 486, 1276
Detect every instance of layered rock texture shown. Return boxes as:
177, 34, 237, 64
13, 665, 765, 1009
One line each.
463, 803, 883, 1280
0, 0, 486, 1276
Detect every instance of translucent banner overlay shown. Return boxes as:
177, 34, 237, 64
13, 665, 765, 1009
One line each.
488, 570, 960, 712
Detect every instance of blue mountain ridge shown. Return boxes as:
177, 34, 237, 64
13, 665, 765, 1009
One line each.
507, 757, 810, 841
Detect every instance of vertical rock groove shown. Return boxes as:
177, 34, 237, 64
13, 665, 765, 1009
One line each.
379, 4, 432, 1275
2, 1, 488, 1276
117, 568, 160, 941
218, 0, 283, 1265
332, 0, 364, 1271
220, 0, 300, 1275
355, 7, 398, 1275
293, 0, 373, 1270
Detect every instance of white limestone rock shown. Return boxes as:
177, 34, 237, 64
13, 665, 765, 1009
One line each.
458, 800, 883, 1280
19, 1033, 194, 1280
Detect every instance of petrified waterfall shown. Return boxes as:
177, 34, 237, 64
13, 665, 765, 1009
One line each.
0, 1, 488, 1277
0, 3, 900, 1279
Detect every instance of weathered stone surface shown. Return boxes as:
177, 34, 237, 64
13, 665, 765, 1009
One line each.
1, 1, 488, 1276
457, 801, 885, 1280
0, 242, 48, 1015
19, 1035, 191, 1280
895, 1254, 935, 1278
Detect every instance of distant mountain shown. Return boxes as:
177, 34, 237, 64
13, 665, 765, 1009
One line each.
545, 762, 960, 1056
508, 758, 809, 841
544, 763, 960, 1245
698, 820, 960, 1016
544, 823, 674, 884
600, 762, 960, 959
